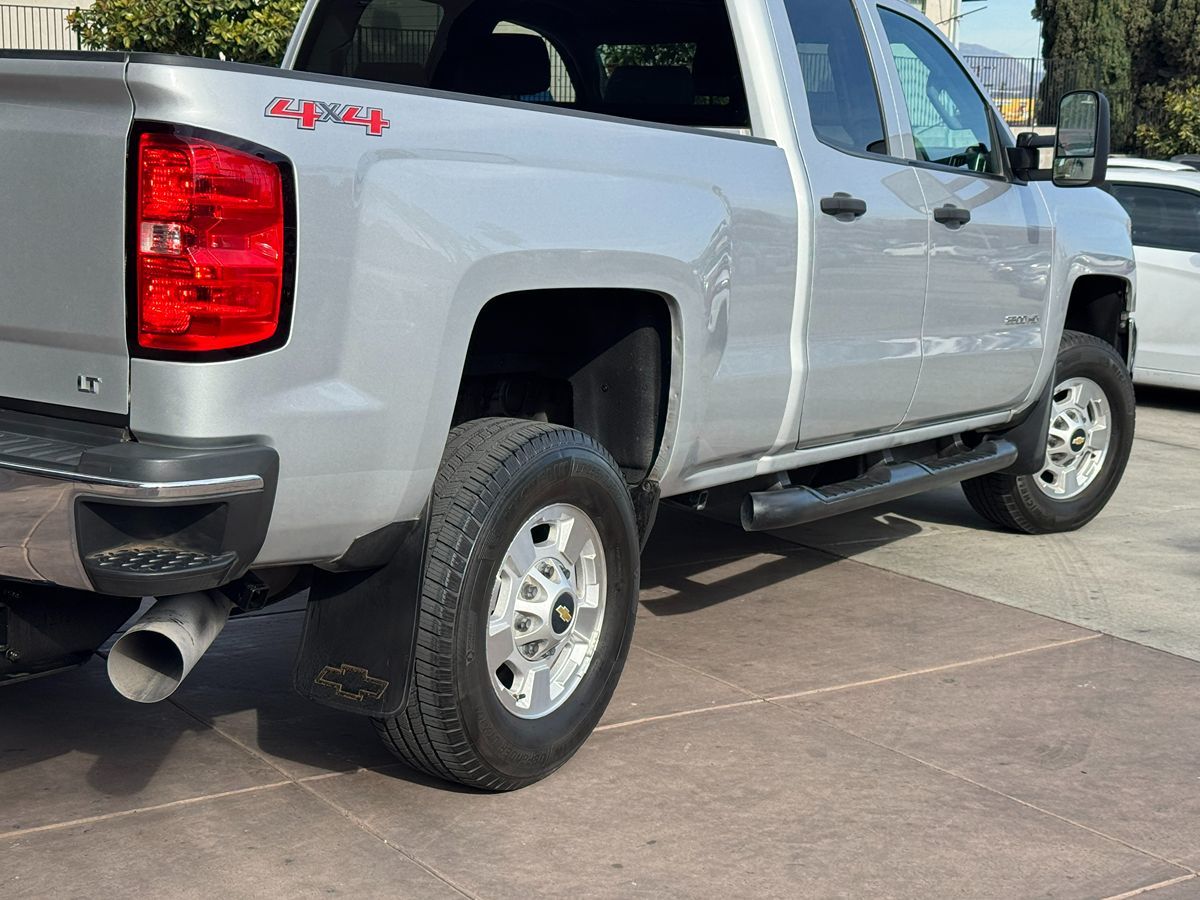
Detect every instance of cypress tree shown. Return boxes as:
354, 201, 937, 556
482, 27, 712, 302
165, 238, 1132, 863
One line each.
1033, 0, 1154, 146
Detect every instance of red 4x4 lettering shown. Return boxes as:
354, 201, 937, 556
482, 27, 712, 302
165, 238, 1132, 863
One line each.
339, 105, 391, 137
265, 97, 391, 137
266, 97, 321, 130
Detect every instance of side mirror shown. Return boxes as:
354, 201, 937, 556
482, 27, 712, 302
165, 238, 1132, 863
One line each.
1053, 91, 1110, 188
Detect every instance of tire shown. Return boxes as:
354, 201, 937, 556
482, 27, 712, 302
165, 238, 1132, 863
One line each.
963, 330, 1135, 535
374, 417, 640, 791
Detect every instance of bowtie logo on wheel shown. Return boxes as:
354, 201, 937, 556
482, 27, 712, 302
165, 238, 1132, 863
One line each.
265, 97, 391, 137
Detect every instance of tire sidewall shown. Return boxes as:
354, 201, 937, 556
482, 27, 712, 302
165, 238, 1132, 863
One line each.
451, 442, 639, 783
1018, 337, 1135, 530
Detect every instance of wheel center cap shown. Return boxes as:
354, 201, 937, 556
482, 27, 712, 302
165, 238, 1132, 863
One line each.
551, 592, 576, 636
1069, 428, 1088, 454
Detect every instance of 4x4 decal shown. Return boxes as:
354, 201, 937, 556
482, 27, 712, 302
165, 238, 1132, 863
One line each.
265, 97, 391, 137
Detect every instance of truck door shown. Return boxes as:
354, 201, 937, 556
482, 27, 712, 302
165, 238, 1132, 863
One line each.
875, 5, 1053, 426
774, 0, 930, 446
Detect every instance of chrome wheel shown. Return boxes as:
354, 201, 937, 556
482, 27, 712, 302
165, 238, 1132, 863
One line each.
1035, 376, 1112, 500
487, 503, 606, 719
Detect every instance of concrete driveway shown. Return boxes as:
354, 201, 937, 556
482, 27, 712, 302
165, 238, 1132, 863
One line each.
2, 388, 1198, 899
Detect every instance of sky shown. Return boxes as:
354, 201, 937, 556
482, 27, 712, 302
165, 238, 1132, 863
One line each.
957, 1, 1044, 58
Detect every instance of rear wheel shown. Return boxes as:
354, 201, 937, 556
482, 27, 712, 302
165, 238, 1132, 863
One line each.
374, 418, 640, 791
963, 330, 1135, 534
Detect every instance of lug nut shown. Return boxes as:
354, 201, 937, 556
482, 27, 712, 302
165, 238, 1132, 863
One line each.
515, 616, 532, 633
538, 562, 556, 578
521, 583, 537, 600
521, 641, 544, 660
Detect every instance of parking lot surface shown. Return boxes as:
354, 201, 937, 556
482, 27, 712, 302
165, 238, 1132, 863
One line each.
2, 389, 1198, 899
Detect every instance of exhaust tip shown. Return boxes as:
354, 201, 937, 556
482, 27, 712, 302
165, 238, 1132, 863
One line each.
108, 629, 187, 704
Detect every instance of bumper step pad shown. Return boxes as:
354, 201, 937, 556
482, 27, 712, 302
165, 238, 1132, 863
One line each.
83, 547, 240, 596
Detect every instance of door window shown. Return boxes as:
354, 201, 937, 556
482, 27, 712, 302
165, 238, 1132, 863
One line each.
781, 0, 889, 156
878, 8, 1003, 175
1109, 183, 1200, 253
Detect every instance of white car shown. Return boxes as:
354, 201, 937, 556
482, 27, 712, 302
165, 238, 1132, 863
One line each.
1108, 166, 1200, 389
1108, 156, 1197, 173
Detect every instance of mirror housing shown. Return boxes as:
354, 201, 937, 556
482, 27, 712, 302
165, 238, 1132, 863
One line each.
1053, 91, 1110, 188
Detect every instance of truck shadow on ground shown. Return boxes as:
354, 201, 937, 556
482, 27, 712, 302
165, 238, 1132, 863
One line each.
1135, 384, 1200, 413
0, 499, 964, 800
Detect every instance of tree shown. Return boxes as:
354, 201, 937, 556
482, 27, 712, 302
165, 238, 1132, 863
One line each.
69, 0, 304, 66
1137, 83, 1200, 156
1034, 0, 1200, 153
1155, 0, 1200, 83
1033, 0, 1153, 145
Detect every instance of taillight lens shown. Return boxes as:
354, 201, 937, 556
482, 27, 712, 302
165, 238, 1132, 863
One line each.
134, 132, 287, 353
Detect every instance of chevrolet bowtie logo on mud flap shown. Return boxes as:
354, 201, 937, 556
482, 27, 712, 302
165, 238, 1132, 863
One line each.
315, 663, 389, 702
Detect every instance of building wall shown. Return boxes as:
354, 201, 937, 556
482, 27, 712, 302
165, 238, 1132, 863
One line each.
906, 0, 962, 43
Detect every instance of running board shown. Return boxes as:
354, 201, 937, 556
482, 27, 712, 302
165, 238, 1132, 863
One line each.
741, 440, 1019, 532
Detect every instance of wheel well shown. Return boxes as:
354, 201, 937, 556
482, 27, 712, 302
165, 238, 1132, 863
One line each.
454, 289, 672, 483
1064, 275, 1132, 360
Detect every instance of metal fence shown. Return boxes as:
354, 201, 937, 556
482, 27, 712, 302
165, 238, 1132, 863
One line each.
963, 55, 1100, 130
0, 5, 78, 51
962, 55, 1162, 150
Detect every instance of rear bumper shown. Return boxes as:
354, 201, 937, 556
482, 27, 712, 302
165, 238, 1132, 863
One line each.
0, 410, 277, 596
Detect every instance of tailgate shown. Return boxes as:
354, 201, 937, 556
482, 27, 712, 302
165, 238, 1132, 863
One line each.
0, 54, 132, 416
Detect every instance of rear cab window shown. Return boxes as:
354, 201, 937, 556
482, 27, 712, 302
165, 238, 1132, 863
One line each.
781, 0, 889, 156
294, 0, 750, 131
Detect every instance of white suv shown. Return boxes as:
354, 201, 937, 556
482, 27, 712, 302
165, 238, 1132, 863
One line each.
1108, 163, 1200, 390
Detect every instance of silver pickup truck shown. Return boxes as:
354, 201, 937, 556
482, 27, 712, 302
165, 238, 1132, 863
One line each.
0, 0, 1136, 790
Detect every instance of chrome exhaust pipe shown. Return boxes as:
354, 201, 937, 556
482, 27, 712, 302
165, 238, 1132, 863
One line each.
107, 592, 234, 703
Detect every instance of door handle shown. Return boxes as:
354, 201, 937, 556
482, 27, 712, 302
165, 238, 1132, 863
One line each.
821, 193, 868, 221
933, 204, 972, 228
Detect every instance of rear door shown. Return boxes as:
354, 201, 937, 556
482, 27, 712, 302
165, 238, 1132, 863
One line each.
0, 55, 133, 416
1108, 180, 1200, 378
775, 0, 930, 446
874, 5, 1053, 426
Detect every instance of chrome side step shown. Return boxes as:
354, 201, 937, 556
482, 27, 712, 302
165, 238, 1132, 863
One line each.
741, 440, 1019, 532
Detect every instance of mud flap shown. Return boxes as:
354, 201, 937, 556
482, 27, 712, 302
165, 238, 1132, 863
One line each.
633, 480, 661, 551
990, 377, 1055, 476
293, 511, 428, 717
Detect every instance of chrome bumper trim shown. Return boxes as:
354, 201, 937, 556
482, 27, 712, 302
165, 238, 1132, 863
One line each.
0, 462, 265, 592
0, 457, 264, 500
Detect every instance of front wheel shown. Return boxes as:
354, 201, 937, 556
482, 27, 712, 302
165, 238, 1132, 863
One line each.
963, 330, 1135, 534
375, 418, 640, 791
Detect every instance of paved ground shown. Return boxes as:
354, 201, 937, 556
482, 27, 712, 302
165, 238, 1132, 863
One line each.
2, 389, 1199, 899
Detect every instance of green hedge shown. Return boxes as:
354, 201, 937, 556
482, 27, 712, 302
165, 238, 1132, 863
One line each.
69, 0, 304, 66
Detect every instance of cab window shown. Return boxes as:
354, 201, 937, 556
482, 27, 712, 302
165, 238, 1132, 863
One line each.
1109, 183, 1200, 253
296, 0, 750, 130
878, 8, 1003, 176
782, 0, 888, 156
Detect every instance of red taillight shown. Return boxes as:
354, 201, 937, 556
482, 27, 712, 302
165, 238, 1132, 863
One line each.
134, 132, 287, 354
